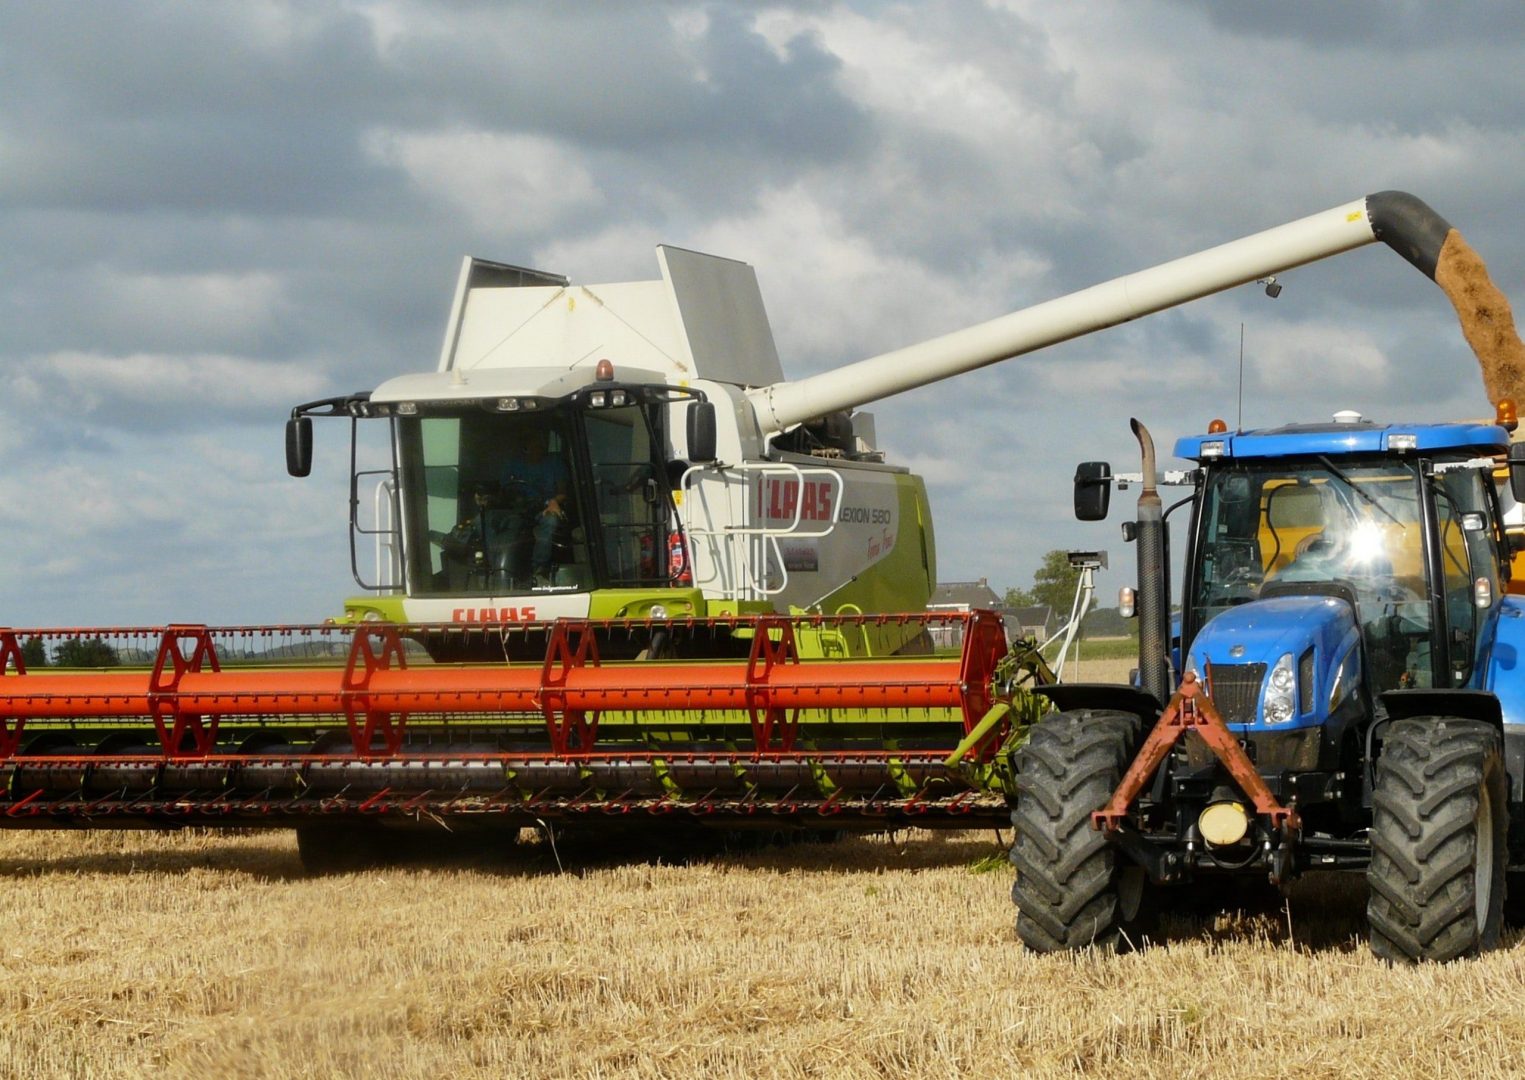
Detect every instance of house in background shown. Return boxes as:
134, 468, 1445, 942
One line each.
1008, 605, 1055, 643
927, 578, 1015, 646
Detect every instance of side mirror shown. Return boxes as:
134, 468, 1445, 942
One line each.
286, 416, 313, 477
1510, 442, 1525, 503
1074, 461, 1112, 521
687, 400, 717, 463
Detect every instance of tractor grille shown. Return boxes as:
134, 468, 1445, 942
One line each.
1206, 663, 1265, 724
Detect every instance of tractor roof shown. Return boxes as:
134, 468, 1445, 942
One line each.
1175, 418, 1507, 462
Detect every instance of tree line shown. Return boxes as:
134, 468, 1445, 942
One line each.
18, 636, 120, 668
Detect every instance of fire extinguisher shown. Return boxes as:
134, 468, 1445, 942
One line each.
668, 530, 691, 584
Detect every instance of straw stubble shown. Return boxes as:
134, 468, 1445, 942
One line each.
0, 829, 1522, 1079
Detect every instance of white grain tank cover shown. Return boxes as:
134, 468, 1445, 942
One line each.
433, 248, 783, 390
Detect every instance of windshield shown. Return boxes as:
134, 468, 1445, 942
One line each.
394, 403, 669, 597
1189, 458, 1434, 690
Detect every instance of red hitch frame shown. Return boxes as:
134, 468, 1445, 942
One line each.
1091, 671, 1301, 832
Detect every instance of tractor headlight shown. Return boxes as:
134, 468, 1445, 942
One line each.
1263, 652, 1295, 724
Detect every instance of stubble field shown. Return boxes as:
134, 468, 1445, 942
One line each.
2, 823, 1524, 1080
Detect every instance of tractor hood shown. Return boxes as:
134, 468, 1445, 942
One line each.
1187, 594, 1361, 730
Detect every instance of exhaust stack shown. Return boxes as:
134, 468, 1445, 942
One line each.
1129, 419, 1172, 705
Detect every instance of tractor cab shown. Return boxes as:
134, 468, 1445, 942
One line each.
1176, 419, 1511, 727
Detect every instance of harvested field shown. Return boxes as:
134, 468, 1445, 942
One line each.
1056, 655, 1135, 684
1, 829, 1522, 1079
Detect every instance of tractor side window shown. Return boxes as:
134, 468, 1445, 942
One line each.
1195, 468, 1265, 617
1432, 467, 1500, 686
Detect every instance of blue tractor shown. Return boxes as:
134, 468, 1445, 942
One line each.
1014, 408, 1525, 962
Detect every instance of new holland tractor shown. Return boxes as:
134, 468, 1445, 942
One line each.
1, 191, 1523, 936
1017, 410, 1525, 962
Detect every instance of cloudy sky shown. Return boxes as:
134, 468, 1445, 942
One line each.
4, 0, 1525, 627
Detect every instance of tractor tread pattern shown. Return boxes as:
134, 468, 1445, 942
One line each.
1366, 717, 1506, 963
1010, 709, 1143, 952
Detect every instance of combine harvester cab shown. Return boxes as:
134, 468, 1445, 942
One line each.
1022, 410, 1525, 962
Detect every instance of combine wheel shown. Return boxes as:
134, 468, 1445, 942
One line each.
296, 823, 393, 875
1367, 717, 1506, 963
1010, 709, 1154, 952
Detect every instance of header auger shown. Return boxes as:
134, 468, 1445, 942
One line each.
0, 614, 1034, 843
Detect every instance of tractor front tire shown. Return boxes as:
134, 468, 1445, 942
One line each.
1010, 709, 1154, 952
1367, 717, 1507, 963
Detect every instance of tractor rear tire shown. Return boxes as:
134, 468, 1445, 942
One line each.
1010, 709, 1155, 952
1367, 717, 1507, 963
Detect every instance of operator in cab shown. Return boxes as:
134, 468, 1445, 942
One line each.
497, 421, 571, 586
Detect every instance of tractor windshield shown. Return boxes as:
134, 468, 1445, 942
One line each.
393, 402, 669, 596
1188, 457, 1435, 690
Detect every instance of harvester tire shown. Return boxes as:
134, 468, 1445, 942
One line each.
1010, 709, 1154, 952
296, 823, 392, 875
1367, 717, 1506, 963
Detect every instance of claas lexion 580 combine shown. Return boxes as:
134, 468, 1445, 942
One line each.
4, 192, 1524, 954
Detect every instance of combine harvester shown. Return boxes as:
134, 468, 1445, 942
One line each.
3, 193, 1524, 958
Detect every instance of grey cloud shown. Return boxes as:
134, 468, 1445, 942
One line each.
1170, 0, 1525, 48
0, 4, 403, 216
3, 0, 1525, 624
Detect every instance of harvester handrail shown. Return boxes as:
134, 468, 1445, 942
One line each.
679, 461, 844, 602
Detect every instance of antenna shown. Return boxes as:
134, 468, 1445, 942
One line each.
1238, 323, 1245, 432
